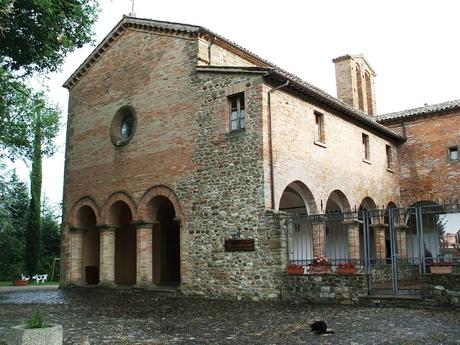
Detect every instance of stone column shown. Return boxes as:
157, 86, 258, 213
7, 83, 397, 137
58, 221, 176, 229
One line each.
371, 224, 387, 259
61, 225, 71, 287
152, 222, 161, 285
133, 221, 155, 289
344, 220, 360, 260
69, 228, 84, 286
396, 225, 408, 258
98, 225, 118, 288
176, 217, 187, 287
312, 222, 325, 257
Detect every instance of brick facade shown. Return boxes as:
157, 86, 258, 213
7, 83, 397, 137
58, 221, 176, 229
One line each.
380, 111, 460, 206
60, 17, 459, 300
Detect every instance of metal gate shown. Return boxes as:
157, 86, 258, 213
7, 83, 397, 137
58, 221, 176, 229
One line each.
286, 203, 460, 295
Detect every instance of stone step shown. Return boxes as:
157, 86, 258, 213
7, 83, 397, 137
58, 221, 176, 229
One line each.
362, 294, 423, 301
359, 293, 426, 308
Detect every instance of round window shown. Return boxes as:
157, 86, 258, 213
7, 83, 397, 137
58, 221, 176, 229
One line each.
110, 106, 137, 147
120, 114, 134, 139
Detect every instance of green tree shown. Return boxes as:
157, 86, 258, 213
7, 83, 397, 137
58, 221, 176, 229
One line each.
1, 0, 98, 74
0, 0, 98, 158
42, 198, 61, 279
24, 99, 59, 275
0, 169, 29, 280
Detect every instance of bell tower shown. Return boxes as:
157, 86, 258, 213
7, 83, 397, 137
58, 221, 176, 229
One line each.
332, 55, 377, 116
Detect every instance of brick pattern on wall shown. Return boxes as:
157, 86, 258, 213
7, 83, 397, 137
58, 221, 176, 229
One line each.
263, 84, 400, 212
384, 112, 460, 206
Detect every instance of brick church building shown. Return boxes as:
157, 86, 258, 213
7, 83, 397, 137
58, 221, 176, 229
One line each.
61, 16, 459, 300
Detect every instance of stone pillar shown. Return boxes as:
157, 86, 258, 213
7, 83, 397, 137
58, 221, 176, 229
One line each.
371, 224, 387, 259
69, 228, 84, 286
176, 217, 187, 287
312, 222, 325, 257
344, 220, 360, 260
152, 222, 161, 285
133, 221, 155, 289
61, 225, 71, 287
396, 226, 408, 258
98, 225, 118, 288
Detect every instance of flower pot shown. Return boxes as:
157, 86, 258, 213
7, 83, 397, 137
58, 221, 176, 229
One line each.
7, 324, 63, 345
430, 266, 453, 274
308, 264, 331, 274
287, 266, 304, 275
13, 279, 29, 286
336, 267, 356, 275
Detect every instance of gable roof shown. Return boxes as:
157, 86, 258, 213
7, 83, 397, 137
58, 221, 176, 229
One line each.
64, 16, 404, 142
377, 99, 460, 122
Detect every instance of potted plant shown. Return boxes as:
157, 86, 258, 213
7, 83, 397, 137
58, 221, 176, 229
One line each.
7, 308, 63, 345
429, 260, 453, 274
308, 255, 331, 274
336, 262, 356, 275
12, 269, 29, 286
287, 263, 304, 275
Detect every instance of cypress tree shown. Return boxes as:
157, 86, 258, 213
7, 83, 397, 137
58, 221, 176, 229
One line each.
25, 109, 43, 275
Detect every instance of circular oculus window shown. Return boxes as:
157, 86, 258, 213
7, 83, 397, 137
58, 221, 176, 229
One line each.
110, 106, 137, 147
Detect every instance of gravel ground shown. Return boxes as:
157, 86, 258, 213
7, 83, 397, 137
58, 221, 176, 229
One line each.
0, 288, 459, 345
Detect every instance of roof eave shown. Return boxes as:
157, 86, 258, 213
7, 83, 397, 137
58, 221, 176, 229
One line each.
63, 16, 127, 89
63, 16, 202, 90
265, 72, 404, 143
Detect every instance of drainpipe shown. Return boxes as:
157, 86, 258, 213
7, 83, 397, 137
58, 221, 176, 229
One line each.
208, 37, 215, 65
267, 80, 289, 210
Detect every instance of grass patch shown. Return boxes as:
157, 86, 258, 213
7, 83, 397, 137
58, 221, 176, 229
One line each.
0, 281, 59, 287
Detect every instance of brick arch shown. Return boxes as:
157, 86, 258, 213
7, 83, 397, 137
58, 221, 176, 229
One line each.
325, 189, 351, 212
101, 192, 138, 224
359, 196, 377, 210
137, 185, 183, 222
278, 180, 318, 214
68, 196, 101, 226
386, 201, 397, 209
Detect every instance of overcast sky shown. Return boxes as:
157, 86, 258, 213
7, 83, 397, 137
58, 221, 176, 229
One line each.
9, 0, 460, 230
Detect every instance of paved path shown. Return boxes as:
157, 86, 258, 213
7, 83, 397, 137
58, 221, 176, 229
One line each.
0, 289, 459, 344
0, 284, 59, 293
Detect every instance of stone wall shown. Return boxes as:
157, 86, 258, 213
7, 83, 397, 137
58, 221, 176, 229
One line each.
281, 274, 368, 305
178, 71, 285, 300
382, 111, 460, 206
421, 274, 460, 307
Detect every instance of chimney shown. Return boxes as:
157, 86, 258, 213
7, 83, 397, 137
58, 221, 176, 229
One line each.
332, 55, 377, 116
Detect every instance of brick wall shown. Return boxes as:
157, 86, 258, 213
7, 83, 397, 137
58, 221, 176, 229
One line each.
63, 27, 286, 299
63, 24, 411, 300
383, 111, 460, 206
263, 83, 400, 212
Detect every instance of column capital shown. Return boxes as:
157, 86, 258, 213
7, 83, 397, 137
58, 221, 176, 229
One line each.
341, 219, 361, 226
97, 224, 121, 232
395, 225, 409, 231
69, 226, 88, 233
369, 223, 388, 228
131, 220, 158, 229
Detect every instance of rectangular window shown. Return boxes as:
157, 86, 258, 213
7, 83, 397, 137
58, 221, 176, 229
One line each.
229, 93, 245, 131
449, 146, 458, 161
386, 145, 393, 169
362, 133, 370, 161
314, 111, 325, 143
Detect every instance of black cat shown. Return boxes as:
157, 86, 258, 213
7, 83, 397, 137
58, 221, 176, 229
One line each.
310, 320, 335, 334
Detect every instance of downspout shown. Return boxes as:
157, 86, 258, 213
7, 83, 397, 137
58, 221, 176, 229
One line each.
267, 80, 289, 210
